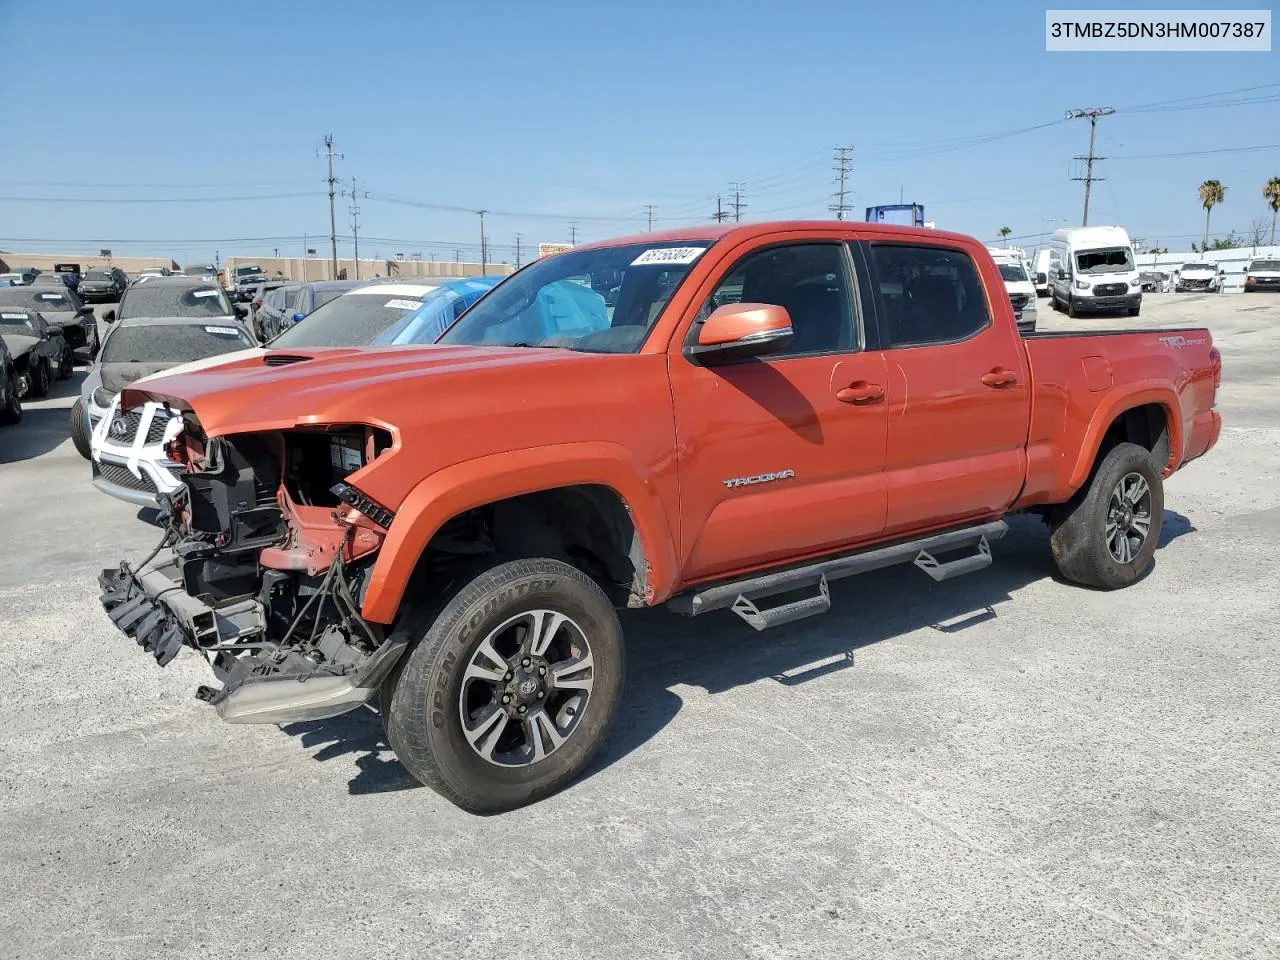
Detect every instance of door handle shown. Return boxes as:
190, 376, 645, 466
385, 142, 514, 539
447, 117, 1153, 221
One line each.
980, 369, 1018, 388
835, 381, 885, 405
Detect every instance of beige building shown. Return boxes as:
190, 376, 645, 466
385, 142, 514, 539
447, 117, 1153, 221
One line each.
0, 252, 179, 276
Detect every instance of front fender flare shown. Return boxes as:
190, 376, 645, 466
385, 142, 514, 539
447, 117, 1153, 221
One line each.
360, 442, 679, 624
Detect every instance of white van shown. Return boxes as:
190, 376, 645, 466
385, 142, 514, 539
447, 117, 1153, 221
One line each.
1047, 225, 1142, 318
1031, 248, 1053, 297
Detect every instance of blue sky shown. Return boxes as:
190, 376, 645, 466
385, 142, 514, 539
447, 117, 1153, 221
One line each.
1, 0, 1276, 263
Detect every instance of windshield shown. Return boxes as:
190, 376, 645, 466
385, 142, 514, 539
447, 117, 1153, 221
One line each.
235, 265, 263, 276
1250, 259, 1280, 271
439, 242, 711, 353
269, 289, 433, 347
84, 269, 113, 281
101, 323, 253, 363
119, 283, 233, 319
311, 287, 348, 310
185, 265, 215, 275
1181, 262, 1216, 272
1075, 246, 1134, 274
0, 313, 38, 335
372, 278, 503, 346
0, 288, 77, 312
997, 263, 1028, 283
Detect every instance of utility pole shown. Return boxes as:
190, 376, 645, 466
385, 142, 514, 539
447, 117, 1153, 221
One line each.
712, 196, 728, 223
514, 234, 523, 269
341, 176, 367, 280
477, 210, 488, 268
730, 182, 746, 222
318, 134, 343, 278
568, 222, 578, 245
644, 204, 656, 231
1066, 107, 1113, 226
829, 146, 853, 220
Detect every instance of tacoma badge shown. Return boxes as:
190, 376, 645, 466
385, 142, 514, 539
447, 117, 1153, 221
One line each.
723, 469, 796, 489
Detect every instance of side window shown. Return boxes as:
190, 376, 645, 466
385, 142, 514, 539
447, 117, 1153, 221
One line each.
699, 243, 855, 357
868, 244, 991, 348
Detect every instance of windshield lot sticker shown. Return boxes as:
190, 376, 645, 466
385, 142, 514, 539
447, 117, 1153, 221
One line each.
37, 293, 65, 300
204, 326, 241, 336
192, 289, 219, 298
631, 247, 705, 266
384, 299, 422, 310
2, 312, 28, 320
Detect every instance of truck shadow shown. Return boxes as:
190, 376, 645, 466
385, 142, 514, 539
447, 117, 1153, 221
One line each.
277, 510, 1196, 799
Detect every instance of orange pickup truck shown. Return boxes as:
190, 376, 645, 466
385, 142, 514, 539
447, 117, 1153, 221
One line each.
99, 221, 1221, 811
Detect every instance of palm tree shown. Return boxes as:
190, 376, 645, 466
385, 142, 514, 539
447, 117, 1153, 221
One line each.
998, 226, 1012, 243
1198, 180, 1226, 250
1264, 177, 1280, 245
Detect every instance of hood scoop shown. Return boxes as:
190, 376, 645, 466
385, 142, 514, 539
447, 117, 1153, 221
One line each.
264, 353, 314, 367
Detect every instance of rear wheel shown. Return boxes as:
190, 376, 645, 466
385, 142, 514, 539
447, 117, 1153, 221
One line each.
1050, 442, 1163, 590
383, 558, 624, 813
58, 345, 74, 379
69, 398, 92, 459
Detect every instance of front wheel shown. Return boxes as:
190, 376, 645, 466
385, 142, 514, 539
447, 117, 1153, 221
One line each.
69, 398, 92, 459
0, 373, 21, 426
1050, 442, 1164, 589
28, 360, 50, 398
383, 558, 625, 813
58, 345, 74, 379
1127, 305, 1141, 318
1066, 295, 1079, 318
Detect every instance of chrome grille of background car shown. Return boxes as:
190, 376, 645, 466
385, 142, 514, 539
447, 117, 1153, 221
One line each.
1094, 283, 1127, 297
108, 409, 170, 444
94, 461, 157, 494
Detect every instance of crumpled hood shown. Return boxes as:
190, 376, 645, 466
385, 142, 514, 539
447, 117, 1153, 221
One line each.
0, 333, 38, 360
121, 343, 596, 436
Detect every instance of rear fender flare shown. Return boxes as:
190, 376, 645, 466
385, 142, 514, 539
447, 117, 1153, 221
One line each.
1069, 384, 1181, 490
361, 442, 678, 623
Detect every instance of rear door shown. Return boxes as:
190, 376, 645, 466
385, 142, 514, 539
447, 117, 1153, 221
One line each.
858, 239, 1030, 535
669, 238, 889, 581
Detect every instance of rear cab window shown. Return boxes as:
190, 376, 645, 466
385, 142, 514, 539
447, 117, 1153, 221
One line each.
865, 244, 992, 347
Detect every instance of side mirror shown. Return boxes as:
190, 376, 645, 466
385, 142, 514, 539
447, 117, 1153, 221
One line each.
291, 312, 306, 323
690, 303, 793, 364
102, 309, 116, 323
78, 305, 94, 315
234, 304, 248, 318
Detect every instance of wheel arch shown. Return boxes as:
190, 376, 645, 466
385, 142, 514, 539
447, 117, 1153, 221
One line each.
1069, 387, 1180, 492
361, 442, 679, 624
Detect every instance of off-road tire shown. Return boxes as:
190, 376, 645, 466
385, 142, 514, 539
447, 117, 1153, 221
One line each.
0, 374, 21, 426
383, 558, 625, 813
1050, 442, 1164, 590
69, 398, 92, 459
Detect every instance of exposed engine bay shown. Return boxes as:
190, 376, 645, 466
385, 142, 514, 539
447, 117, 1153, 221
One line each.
99, 413, 406, 724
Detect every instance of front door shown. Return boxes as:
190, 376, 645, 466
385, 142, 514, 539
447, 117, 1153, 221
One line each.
670, 241, 889, 582
859, 240, 1030, 535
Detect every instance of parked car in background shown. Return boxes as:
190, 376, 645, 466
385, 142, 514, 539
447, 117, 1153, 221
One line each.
0, 267, 41, 285
0, 284, 97, 364
33, 270, 79, 289
183, 263, 219, 280
1048, 225, 1142, 317
369, 276, 505, 345
0, 308, 66, 398
1174, 261, 1221, 293
78, 267, 129, 302
233, 264, 269, 301
258, 279, 365, 341
137, 266, 172, 280
989, 255, 1037, 334
1243, 257, 1280, 292
253, 283, 300, 341
1138, 270, 1170, 293
246, 279, 292, 337
86, 318, 257, 501
0, 335, 22, 425
72, 278, 250, 459
266, 282, 445, 348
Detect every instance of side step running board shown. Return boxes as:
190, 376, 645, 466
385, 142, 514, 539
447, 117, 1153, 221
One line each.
668, 520, 1007, 630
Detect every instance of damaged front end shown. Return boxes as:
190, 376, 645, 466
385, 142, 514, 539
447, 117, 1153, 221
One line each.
99, 412, 406, 725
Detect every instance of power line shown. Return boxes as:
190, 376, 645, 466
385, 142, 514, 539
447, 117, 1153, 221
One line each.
711, 196, 728, 223
829, 146, 853, 220
318, 134, 343, 278
514, 233, 523, 269
478, 210, 488, 268
730, 182, 745, 222
0, 192, 320, 203
644, 204, 656, 231
1067, 107, 1113, 226
341, 176, 368, 279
